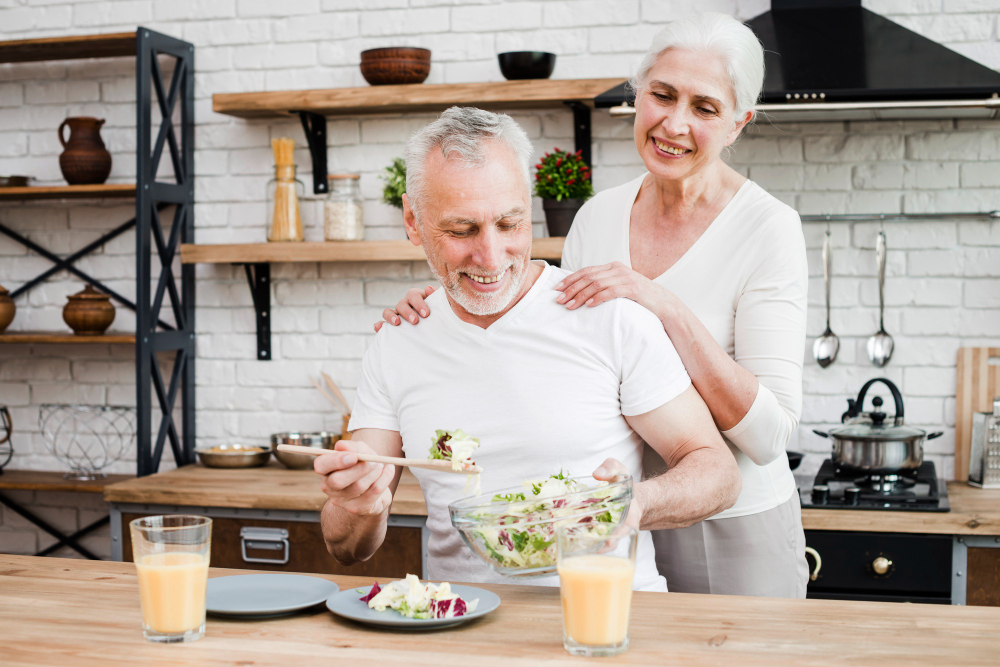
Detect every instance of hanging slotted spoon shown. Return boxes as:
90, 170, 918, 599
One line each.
813, 229, 839, 368
867, 229, 894, 367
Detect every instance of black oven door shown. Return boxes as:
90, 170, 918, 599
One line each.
805, 530, 952, 604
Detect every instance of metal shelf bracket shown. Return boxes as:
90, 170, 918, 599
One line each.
243, 263, 271, 361
298, 111, 328, 195
565, 101, 592, 167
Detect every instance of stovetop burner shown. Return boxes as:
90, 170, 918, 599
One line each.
800, 460, 950, 512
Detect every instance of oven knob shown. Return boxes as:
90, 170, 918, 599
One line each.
811, 485, 829, 505
872, 556, 892, 575
844, 487, 861, 506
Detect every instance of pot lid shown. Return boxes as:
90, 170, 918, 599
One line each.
829, 422, 928, 441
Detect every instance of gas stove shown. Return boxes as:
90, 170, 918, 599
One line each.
799, 459, 949, 512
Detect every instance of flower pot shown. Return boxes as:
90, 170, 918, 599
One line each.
0, 284, 14, 334
58, 117, 112, 185
541, 198, 584, 237
63, 285, 115, 336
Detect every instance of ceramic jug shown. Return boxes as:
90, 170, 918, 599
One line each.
0, 284, 14, 334
58, 117, 112, 185
63, 285, 115, 335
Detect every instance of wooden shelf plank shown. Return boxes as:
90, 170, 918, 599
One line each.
0, 183, 136, 201
180, 237, 564, 264
0, 32, 136, 64
213, 78, 626, 119
0, 470, 133, 493
0, 332, 136, 344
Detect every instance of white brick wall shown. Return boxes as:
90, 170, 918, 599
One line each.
1, 1, 999, 555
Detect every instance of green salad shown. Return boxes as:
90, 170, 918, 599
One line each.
469, 472, 624, 571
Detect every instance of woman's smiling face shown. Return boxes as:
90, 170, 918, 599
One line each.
634, 47, 750, 184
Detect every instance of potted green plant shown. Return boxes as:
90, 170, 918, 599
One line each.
534, 148, 594, 237
381, 157, 406, 209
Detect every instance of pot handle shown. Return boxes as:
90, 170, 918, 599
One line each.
927, 432, 944, 440
812, 429, 830, 438
58, 119, 69, 148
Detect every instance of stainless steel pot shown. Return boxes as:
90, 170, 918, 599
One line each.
270, 431, 339, 469
813, 378, 942, 473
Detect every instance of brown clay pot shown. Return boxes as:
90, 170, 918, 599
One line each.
63, 285, 115, 336
58, 117, 112, 185
360, 47, 431, 85
0, 285, 14, 334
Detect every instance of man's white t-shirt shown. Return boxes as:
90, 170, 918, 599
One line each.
349, 263, 691, 592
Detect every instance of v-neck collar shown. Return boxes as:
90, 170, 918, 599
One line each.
438, 262, 553, 341
622, 174, 753, 282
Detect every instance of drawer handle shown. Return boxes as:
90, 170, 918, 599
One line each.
804, 546, 822, 582
240, 527, 290, 565
872, 556, 892, 576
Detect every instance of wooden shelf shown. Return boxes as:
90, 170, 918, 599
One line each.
213, 78, 625, 119
0, 332, 136, 344
180, 237, 564, 264
0, 183, 136, 201
0, 470, 133, 493
0, 32, 136, 64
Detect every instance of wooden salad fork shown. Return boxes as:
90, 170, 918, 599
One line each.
275, 444, 482, 475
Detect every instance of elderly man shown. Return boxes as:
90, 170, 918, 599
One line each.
314, 106, 740, 591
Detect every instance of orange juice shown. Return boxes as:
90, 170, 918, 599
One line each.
135, 552, 209, 633
558, 554, 635, 645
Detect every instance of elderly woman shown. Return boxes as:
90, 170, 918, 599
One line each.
377, 13, 809, 598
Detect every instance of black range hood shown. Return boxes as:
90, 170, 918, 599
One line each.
595, 0, 1000, 121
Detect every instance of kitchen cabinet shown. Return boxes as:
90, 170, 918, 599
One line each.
105, 463, 428, 578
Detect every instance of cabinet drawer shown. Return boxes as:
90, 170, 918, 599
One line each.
122, 513, 421, 579
805, 530, 952, 599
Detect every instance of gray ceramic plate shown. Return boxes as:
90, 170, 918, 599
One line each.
326, 583, 501, 629
207, 574, 340, 617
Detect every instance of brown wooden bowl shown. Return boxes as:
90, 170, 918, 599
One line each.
360, 47, 431, 85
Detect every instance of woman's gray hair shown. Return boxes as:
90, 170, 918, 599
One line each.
630, 12, 765, 124
404, 106, 534, 219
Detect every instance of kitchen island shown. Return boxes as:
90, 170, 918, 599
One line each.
104, 464, 1000, 604
3, 553, 998, 666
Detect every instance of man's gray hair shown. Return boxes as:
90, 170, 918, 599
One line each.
404, 106, 534, 218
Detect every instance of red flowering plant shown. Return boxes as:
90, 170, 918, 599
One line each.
533, 148, 594, 202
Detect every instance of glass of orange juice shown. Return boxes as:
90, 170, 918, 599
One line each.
130, 515, 212, 643
556, 524, 637, 657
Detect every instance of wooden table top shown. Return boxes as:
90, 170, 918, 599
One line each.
0, 470, 133, 494
104, 462, 427, 516
104, 465, 1000, 535
3, 554, 998, 666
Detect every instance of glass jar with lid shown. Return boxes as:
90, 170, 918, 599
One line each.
324, 174, 364, 241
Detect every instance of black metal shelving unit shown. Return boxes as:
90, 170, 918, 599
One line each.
0, 28, 195, 477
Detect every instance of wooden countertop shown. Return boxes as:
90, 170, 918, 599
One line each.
104, 463, 427, 516
106, 466, 1000, 535
3, 554, 998, 666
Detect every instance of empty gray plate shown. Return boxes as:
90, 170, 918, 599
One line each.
207, 574, 340, 617
326, 583, 500, 629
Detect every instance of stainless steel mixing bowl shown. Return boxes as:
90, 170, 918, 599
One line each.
270, 431, 339, 469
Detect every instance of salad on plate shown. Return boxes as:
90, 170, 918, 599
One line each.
360, 574, 479, 620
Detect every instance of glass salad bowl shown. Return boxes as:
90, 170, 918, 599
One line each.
448, 474, 633, 578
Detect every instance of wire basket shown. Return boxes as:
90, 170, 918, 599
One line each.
39, 404, 137, 480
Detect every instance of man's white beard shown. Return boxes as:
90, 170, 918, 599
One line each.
425, 246, 529, 317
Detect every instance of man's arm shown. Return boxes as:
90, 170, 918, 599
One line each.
316, 428, 404, 566
615, 385, 742, 531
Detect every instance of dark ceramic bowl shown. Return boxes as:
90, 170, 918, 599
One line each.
786, 450, 804, 471
360, 47, 431, 86
497, 51, 556, 80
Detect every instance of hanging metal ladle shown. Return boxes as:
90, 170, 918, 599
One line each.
813, 229, 839, 368
867, 229, 894, 367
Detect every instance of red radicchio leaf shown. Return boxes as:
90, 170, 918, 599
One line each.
578, 515, 594, 523
553, 499, 567, 508
498, 529, 514, 551
431, 597, 468, 619
360, 581, 382, 603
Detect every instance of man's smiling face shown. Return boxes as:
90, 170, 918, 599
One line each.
403, 141, 534, 325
